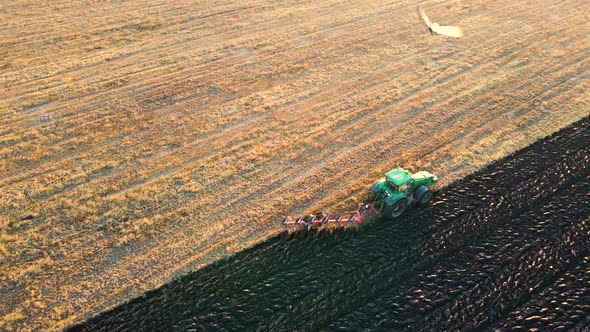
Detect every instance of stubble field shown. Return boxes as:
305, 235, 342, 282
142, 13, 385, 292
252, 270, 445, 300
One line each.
0, 0, 588, 330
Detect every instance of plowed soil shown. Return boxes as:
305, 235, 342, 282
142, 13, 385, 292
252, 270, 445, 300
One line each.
72, 116, 589, 331
0, 0, 588, 330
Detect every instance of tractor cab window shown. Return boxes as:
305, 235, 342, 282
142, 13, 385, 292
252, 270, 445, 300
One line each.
386, 179, 398, 191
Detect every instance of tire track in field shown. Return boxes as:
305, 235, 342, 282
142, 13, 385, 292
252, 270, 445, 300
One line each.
1, 0, 426, 175
2, 0, 416, 141
3, 0, 580, 200
8, 0, 584, 179
0, 2, 261, 83
1, 0, 580, 200
0, 0, 487, 138
0, 0, 394, 116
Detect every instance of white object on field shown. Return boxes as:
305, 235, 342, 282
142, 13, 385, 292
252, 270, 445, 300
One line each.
418, 6, 463, 38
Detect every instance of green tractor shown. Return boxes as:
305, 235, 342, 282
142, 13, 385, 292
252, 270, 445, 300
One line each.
369, 167, 438, 219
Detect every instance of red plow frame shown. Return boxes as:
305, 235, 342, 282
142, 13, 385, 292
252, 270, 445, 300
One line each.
281, 203, 378, 229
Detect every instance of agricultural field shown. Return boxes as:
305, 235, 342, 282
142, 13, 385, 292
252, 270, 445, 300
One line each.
0, 0, 588, 330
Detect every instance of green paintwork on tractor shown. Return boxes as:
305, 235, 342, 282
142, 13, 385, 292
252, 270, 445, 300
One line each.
370, 167, 438, 213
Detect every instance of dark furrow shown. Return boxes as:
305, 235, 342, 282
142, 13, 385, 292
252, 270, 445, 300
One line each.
490, 254, 590, 331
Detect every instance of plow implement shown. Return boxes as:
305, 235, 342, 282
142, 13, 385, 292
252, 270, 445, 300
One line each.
281, 203, 378, 229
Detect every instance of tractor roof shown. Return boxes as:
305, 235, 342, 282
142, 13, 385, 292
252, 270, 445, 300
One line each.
385, 167, 412, 186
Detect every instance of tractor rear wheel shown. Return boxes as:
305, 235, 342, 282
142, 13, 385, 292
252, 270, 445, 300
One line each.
415, 185, 432, 205
383, 199, 407, 219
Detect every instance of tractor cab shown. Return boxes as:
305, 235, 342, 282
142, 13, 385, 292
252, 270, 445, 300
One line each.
384, 167, 414, 195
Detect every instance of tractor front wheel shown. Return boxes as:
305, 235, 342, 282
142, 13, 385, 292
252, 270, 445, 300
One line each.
383, 199, 407, 220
